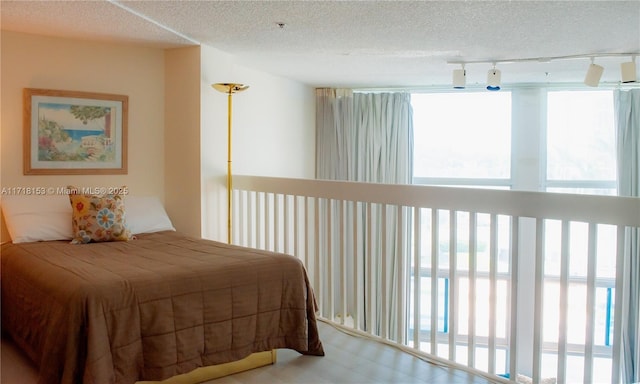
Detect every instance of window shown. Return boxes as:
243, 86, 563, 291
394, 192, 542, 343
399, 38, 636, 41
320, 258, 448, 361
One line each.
546, 90, 616, 195
543, 90, 617, 382
412, 92, 512, 187
410, 88, 618, 380
411, 91, 514, 373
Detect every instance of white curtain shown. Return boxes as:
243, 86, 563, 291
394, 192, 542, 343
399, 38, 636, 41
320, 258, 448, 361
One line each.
316, 89, 355, 180
316, 89, 413, 340
316, 89, 413, 182
614, 88, 640, 383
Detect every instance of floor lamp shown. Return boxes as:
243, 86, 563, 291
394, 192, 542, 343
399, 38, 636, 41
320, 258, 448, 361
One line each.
212, 83, 249, 244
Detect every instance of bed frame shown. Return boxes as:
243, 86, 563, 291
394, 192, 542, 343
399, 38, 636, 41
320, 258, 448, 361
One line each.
135, 350, 276, 384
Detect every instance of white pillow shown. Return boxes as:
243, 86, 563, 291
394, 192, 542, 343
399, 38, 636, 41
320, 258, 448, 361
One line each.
1, 194, 175, 243
2, 195, 73, 243
124, 196, 175, 235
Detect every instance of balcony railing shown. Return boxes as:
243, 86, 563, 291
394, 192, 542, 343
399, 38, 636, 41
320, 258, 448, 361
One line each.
231, 175, 640, 384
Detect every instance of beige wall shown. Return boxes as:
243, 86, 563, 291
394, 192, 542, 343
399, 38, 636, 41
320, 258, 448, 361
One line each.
164, 46, 202, 237
0, 31, 317, 243
1, 31, 166, 240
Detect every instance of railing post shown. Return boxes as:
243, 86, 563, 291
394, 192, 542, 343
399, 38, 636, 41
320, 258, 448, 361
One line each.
489, 214, 498, 375
468, 212, 478, 369
413, 207, 422, 348
509, 217, 520, 381
557, 220, 570, 384
584, 223, 598, 383
611, 226, 627, 384
532, 218, 545, 384
449, 210, 458, 362
430, 209, 439, 356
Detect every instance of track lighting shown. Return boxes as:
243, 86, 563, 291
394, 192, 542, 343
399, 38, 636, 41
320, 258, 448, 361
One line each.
486, 65, 501, 91
448, 51, 640, 88
621, 56, 637, 83
584, 58, 604, 87
452, 65, 466, 89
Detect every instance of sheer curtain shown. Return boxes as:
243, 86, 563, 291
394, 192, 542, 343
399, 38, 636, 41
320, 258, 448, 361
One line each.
316, 89, 355, 180
316, 89, 413, 339
614, 88, 640, 383
316, 89, 413, 182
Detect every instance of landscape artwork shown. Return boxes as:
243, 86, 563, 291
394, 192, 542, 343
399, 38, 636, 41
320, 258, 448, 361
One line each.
24, 89, 128, 175
38, 103, 116, 162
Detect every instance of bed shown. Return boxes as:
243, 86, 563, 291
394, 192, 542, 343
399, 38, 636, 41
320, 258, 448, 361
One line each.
0, 194, 324, 384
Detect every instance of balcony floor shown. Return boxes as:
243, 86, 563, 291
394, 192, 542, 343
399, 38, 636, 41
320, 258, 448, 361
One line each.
1, 320, 494, 384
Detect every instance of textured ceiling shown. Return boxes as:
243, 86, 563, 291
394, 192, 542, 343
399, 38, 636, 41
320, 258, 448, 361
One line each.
2, 0, 639, 88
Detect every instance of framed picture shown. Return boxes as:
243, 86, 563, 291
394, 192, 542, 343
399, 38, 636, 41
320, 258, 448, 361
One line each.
23, 88, 128, 175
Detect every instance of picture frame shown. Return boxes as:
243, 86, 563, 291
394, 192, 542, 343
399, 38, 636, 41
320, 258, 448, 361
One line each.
23, 88, 128, 175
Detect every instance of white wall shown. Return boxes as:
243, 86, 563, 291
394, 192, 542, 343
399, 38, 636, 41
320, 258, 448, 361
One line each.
199, 44, 316, 241
232, 65, 316, 178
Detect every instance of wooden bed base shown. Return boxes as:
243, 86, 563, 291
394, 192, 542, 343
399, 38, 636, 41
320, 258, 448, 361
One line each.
135, 350, 277, 384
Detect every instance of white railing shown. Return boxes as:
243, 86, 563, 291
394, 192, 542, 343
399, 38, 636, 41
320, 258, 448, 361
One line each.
231, 175, 640, 384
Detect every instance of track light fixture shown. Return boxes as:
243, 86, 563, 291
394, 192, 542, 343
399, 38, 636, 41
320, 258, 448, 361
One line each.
486, 64, 501, 91
621, 56, 637, 83
448, 51, 640, 88
584, 58, 604, 87
452, 64, 466, 89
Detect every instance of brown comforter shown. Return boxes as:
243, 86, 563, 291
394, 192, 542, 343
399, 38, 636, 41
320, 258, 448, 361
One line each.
1, 231, 324, 384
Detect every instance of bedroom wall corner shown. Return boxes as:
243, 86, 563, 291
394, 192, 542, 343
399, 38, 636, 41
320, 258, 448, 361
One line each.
164, 46, 202, 238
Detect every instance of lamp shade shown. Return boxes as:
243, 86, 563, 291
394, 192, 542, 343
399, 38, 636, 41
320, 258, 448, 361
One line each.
621, 61, 637, 83
486, 69, 501, 91
452, 69, 466, 89
584, 63, 604, 87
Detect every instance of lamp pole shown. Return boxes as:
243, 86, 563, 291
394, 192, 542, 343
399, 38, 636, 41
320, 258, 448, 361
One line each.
212, 83, 249, 244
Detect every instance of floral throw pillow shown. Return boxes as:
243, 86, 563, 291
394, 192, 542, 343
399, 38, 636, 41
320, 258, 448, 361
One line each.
68, 186, 133, 244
